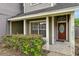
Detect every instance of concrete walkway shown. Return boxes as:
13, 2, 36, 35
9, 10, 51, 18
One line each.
43, 42, 75, 56
47, 51, 66, 56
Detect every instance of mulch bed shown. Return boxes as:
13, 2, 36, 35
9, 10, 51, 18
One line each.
42, 49, 50, 56
0, 44, 22, 56
75, 46, 79, 56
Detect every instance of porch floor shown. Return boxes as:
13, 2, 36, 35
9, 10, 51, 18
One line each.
43, 42, 75, 56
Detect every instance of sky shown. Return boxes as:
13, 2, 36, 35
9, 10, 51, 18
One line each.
75, 9, 79, 18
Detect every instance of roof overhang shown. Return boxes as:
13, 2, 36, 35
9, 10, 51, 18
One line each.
8, 6, 79, 21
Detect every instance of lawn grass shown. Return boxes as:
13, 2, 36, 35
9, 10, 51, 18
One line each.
75, 18, 79, 26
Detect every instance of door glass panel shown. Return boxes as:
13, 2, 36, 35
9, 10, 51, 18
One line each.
59, 24, 64, 33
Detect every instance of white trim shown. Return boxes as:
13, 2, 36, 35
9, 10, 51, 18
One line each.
52, 16, 54, 44
46, 16, 49, 50
23, 20, 26, 35
57, 16, 68, 41
38, 22, 39, 35
57, 21, 66, 23
66, 15, 68, 41
69, 12, 75, 55
29, 20, 46, 23
8, 6, 78, 21
69, 12, 75, 48
10, 21, 12, 35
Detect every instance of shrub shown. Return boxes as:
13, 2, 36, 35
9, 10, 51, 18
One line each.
3, 35, 19, 49
3, 34, 45, 56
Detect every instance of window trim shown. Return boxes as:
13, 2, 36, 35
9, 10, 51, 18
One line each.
29, 20, 46, 39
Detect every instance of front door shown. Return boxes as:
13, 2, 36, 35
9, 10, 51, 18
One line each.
58, 23, 66, 42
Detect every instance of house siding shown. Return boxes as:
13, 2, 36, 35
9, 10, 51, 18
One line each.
0, 3, 22, 16
49, 17, 52, 44
75, 26, 79, 39
23, 3, 52, 13
0, 15, 8, 36
0, 3, 22, 39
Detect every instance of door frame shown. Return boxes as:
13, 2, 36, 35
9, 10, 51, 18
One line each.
57, 21, 68, 41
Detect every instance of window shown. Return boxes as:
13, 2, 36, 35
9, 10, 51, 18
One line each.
55, 15, 66, 21
39, 22, 46, 37
31, 23, 38, 34
31, 21, 46, 37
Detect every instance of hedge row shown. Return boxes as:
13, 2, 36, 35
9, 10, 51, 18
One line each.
3, 34, 45, 56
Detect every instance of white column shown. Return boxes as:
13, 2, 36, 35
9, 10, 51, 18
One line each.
52, 16, 54, 44
69, 12, 75, 56
23, 20, 26, 35
69, 12, 75, 48
10, 21, 12, 35
66, 15, 68, 41
46, 16, 49, 50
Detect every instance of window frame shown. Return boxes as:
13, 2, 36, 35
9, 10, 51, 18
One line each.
29, 20, 46, 39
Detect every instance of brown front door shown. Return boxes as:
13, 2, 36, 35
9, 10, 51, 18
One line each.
58, 23, 66, 42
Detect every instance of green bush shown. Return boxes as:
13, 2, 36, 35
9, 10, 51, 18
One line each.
75, 18, 79, 26
3, 34, 45, 56
3, 35, 20, 49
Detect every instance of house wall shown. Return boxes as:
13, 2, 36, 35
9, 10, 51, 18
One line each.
24, 20, 29, 35
0, 15, 8, 37
23, 3, 52, 13
49, 17, 52, 44
0, 3, 22, 39
75, 26, 79, 39
0, 3, 23, 16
